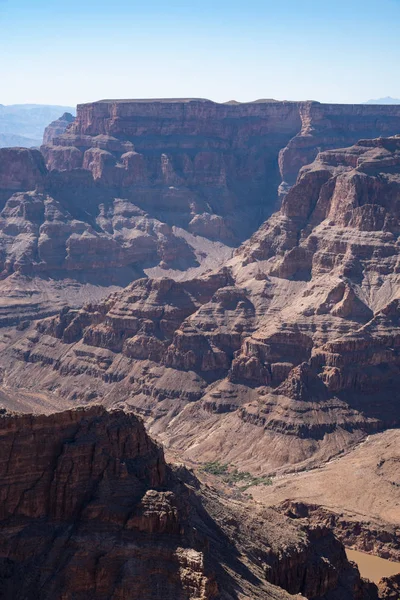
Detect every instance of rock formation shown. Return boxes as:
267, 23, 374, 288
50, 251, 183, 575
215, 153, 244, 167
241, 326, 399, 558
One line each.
276, 502, 400, 563
0, 405, 375, 599
5, 134, 400, 479
48, 98, 400, 191
0, 146, 46, 195
42, 111, 75, 145
232, 135, 400, 407
1, 100, 400, 325
377, 574, 400, 600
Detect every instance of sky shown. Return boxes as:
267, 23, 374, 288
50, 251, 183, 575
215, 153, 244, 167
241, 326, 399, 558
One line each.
1, 0, 400, 107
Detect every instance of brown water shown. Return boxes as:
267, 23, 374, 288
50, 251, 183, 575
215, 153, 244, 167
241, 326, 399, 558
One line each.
346, 549, 400, 584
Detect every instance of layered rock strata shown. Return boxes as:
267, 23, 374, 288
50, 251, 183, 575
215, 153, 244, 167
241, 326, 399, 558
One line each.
5, 135, 400, 477
0, 406, 374, 599
42, 111, 75, 145
276, 502, 400, 563
2, 100, 400, 324
51, 98, 400, 190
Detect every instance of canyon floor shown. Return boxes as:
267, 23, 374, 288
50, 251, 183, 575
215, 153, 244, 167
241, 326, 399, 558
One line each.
251, 429, 400, 527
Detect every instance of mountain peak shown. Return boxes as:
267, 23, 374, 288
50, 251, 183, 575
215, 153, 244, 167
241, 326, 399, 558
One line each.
365, 96, 400, 104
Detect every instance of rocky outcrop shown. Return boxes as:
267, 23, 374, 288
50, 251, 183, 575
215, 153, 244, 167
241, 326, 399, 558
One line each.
232, 136, 400, 410
278, 103, 400, 184
42, 111, 75, 145
277, 502, 400, 562
0, 188, 197, 281
0, 406, 223, 599
377, 574, 400, 600
0, 147, 46, 197
275, 502, 400, 599
36, 100, 400, 250
0, 405, 374, 599
40, 99, 305, 248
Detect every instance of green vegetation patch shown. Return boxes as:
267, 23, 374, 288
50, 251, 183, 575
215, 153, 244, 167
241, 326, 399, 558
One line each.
200, 461, 272, 490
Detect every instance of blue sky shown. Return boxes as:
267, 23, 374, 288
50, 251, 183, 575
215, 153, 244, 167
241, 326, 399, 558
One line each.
1, 0, 400, 106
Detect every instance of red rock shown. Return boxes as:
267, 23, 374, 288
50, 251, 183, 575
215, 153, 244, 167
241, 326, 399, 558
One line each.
0, 405, 373, 599
377, 574, 400, 599
6, 135, 400, 478
2, 100, 400, 326
42, 111, 75, 145
0, 147, 47, 192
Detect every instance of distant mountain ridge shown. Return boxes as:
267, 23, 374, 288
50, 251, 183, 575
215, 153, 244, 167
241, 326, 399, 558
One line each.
365, 96, 400, 104
0, 103, 76, 148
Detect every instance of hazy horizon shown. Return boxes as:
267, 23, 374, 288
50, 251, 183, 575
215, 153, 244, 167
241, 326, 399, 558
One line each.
1, 0, 400, 106
1, 97, 400, 110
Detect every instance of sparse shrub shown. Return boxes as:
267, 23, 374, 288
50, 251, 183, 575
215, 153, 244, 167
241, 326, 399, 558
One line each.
200, 461, 272, 489
201, 461, 229, 476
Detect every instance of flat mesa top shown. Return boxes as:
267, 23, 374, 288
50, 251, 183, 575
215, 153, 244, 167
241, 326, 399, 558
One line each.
97, 98, 213, 103
94, 98, 294, 104
76, 99, 400, 111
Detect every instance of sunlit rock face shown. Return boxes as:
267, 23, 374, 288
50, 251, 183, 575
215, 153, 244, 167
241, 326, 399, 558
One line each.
1, 99, 400, 325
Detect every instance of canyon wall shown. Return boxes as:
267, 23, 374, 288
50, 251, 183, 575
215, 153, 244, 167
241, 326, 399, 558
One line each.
6, 134, 400, 478
42, 111, 75, 145
1, 100, 400, 323
0, 405, 374, 599
61, 98, 400, 188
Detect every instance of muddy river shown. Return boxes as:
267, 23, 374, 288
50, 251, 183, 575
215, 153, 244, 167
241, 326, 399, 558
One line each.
346, 549, 400, 584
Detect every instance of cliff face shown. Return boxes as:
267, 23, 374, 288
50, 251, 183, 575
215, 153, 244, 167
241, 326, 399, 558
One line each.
0, 147, 46, 194
0, 406, 216, 599
233, 135, 400, 404
57, 99, 400, 189
1, 100, 400, 327
42, 111, 75, 145
41, 99, 307, 246
0, 406, 372, 600
278, 102, 400, 184
276, 502, 400, 563
41, 99, 400, 233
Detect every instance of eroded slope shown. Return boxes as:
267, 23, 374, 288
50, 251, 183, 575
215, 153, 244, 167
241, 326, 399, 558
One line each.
4, 136, 400, 478
0, 405, 376, 600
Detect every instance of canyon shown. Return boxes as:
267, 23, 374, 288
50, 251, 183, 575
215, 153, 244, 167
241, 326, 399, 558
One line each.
0, 98, 399, 598
0, 404, 387, 600
2, 100, 400, 324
